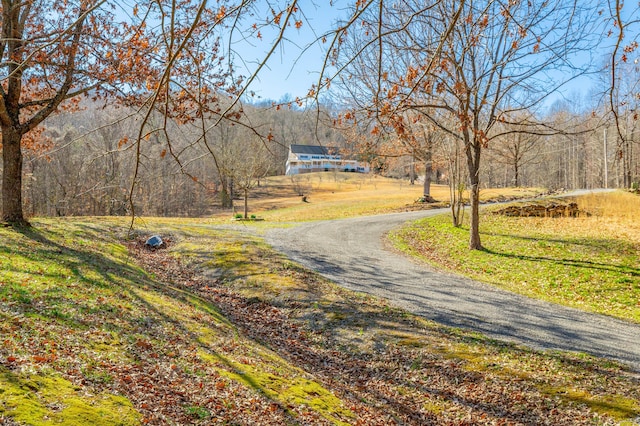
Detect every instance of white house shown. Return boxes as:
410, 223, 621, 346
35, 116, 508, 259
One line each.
285, 144, 370, 175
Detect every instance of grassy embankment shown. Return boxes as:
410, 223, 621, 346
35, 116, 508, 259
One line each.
1, 174, 639, 424
390, 190, 640, 324
0, 218, 357, 425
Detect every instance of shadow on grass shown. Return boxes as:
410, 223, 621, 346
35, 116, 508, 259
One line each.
479, 231, 640, 277
6, 222, 638, 424
1, 225, 145, 329
2, 223, 309, 424
480, 246, 640, 277
165, 227, 640, 424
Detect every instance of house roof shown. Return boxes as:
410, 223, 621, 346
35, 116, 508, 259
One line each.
289, 144, 338, 155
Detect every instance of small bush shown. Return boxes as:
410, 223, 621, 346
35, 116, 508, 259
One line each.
251, 214, 256, 219
235, 213, 243, 219
185, 405, 210, 419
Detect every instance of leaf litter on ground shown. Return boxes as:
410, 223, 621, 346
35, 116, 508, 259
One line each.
128, 223, 640, 425
1, 218, 639, 425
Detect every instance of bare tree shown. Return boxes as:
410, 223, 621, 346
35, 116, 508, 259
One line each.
223, 132, 273, 219
607, 60, 640, 188
440, 135, 467, 227
331, 0, 605, 249
487, 114, 541, 187
607, 0, 640, 189
0, 0, 310, 225
0, 1, 152, 225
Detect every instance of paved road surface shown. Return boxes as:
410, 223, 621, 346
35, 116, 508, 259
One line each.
265, 208, 640, 371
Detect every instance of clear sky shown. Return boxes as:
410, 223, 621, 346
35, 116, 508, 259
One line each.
232, 0, 347, 103
109, 1, 639, 106
229, 0, 639, 109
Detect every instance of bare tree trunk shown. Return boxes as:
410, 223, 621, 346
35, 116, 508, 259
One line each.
220, 187, 232, 208
219, 175, 233, 208
624, 140, 632, 188
2, 128, 28, 226
447, 138, 464, 227
244, 188, 248, 219
423, 144, 433, 199
423, 160, 432, 198
409, 154, 416, 185
466, 140, 482, 250
468, 179, 481, 249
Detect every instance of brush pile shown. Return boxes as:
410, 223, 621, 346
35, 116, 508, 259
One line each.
494, 202, 581, 218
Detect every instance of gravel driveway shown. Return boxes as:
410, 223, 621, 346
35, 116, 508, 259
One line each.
265, 208, 640, 371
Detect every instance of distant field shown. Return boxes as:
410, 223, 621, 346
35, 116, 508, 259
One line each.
391, 190, 640, 323
235, 172, 544, 222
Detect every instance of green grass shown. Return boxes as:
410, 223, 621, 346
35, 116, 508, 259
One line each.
0, 372, 140, 426
390, 191, 640, 323
0, 218, 352, 424
1, 208, 640, 424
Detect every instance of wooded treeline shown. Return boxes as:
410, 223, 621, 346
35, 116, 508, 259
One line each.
14, 92, 639, 218
20, 100, 345, 217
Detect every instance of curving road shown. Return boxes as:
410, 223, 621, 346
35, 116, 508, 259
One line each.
265, 208, 640, 371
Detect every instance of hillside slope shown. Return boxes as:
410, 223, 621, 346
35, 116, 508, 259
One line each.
1, 218, 639, 425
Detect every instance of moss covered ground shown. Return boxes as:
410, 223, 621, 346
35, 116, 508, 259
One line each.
1, 187, 639, 424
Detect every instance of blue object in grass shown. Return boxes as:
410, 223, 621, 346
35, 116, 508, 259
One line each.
145, 235, 163, 248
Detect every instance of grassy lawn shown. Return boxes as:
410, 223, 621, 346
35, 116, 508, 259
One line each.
0, 218, 357, 425
231, 172, 545, 222
1, 214, 639, 424
2, 180, 640, 424
390, 190, 640, 323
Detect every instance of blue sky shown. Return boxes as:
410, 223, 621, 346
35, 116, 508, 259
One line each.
235, 1, 640, 110
110, 1, 638, 107
233, 0, 347, 102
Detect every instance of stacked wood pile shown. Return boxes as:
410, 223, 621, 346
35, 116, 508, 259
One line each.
494, 202, 580, 218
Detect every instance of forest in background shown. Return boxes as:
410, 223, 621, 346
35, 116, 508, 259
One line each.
21, 99, 344, 217
18, 90, 639, 218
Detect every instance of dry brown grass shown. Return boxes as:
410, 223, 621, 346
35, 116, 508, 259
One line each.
577, 191, 640, 243
535, 191, 640, 250
231, 172, 544, 222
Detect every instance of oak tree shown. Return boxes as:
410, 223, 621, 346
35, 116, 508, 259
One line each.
0, 1, 159, 225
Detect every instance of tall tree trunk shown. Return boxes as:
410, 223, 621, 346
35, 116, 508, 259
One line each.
468, 177, 481, 249
466, 139, 482, 250
219, 188, 232, 208
2, 128, 28, 225
244, 188, 249, 219
423, 147, 434, 201
448, 137, 464, 227
423, 162, 431, 197
409, 154, 416, 185
624, 140, 632, 188
219, 175, 233, 208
